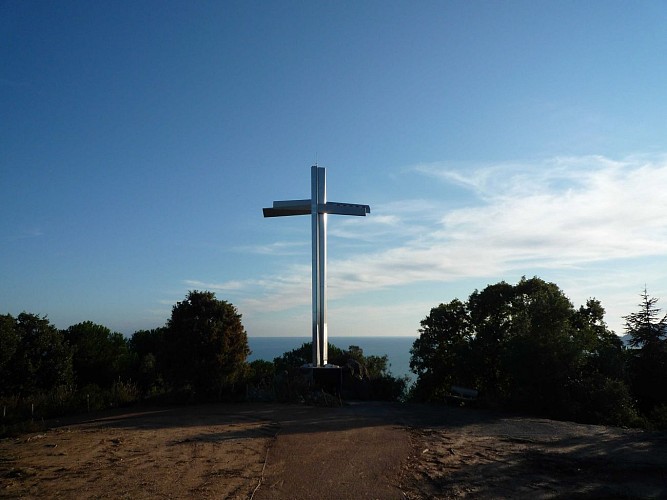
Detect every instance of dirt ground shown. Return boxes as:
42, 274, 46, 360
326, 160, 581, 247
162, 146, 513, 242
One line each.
1, 402, 666, 499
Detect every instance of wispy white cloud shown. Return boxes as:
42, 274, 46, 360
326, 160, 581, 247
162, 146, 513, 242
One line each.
234, 241, 308, 256
396, 157, 659, 270
199, 155, 667, 333
185, 269, 313, 312
432, 155, 667, 266
184, 279, 261, 292
240, 278, 312, 313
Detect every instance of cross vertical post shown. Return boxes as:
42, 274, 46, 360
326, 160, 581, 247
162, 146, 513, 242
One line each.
263, 165, 370, 367
311, 166, 327, 365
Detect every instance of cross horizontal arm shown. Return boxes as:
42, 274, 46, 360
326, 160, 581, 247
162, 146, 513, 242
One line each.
263, 206, 310, 217
263, 200, 370, 218
320, 202, 371, 216
263, 199, 310, 217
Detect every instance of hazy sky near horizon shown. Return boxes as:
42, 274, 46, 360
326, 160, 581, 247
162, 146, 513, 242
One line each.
2, 1, 667, 338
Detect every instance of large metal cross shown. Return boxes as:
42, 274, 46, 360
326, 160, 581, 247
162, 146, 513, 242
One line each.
263, 166, 370, 367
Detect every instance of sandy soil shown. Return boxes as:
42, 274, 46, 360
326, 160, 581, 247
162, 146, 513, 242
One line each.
0, 405, 276, 499
2, 402, 666, 499
398, 405, 667, 499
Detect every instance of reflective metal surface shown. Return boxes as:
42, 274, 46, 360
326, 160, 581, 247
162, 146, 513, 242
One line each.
263, 166, 370, 366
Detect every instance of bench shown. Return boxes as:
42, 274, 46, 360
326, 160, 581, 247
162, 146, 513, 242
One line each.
447, 385, 479, 405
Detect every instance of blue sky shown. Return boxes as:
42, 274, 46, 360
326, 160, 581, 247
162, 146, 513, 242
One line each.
2, 1, 667, 338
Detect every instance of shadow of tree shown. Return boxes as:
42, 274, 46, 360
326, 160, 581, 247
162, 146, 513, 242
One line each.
402, 407, 667, 499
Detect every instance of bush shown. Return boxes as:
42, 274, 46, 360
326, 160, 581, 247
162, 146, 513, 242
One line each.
111, 380, 140, 407
571, 375, 641, 427
245, 360, 276, 402
367, 374, 409, 402
272, 342, 407, 402
649, 404, 667, 430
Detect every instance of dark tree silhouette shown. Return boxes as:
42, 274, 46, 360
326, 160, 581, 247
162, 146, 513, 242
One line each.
624, 288, 667, 414
163, 291, 250, 400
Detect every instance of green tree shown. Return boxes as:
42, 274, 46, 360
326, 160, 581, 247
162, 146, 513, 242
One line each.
0, 314, 20, 397
273, 341, 345, 372
467, 282, 515, 402
410, 299, 473, 401
273, 341, 405, 401
163, 291, 250, 400
410, 277, 633, 424
624, 288, 667, 414
6, 313, 73, 397
248, 359, 276, 383
129, 327, 167, 395
573, 299, 626, 381
130, 327, 166, 359
64, 321, 130, 389
502, 278, 581, 416
624, 288, 667, 350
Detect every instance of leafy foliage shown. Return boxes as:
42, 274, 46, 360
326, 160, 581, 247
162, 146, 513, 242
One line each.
0, 313, 75, 433
273, 341, 345, 372
410, 277, 637, 425
162, 290, 250, 400
1, 313, 73, 398
624, 288, 667, 349
64, 321, 130, 389
624, 288, 667, 415
273, 341, 407, 401
410, 299, 473, 401
0, 314, 20, 394
128, 327, 167, 396
3, 282, 665, 430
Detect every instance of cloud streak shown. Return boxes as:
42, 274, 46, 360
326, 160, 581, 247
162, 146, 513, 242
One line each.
325, 155, 667, 293
203, 155, 667, 326
233, 241, 309, 256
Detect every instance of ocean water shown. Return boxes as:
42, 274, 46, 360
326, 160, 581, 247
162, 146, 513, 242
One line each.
247, 336, 417, 381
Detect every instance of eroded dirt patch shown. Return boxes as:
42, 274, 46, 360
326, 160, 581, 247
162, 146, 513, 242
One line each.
400, 411, 667, 499
0, 406, 277, 499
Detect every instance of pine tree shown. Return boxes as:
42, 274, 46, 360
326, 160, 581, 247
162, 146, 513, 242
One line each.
623, 288, 667, 414
623, 287, 667, 350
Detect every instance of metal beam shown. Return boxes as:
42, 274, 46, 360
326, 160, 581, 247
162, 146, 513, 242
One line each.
264, 200, 369, 217
262, 166, 370, 367
319, 202, 370, 216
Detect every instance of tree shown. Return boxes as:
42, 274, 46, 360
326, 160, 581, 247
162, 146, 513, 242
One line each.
247, 359, 275, 383
573, 299, 626, 381
273, 341, 405, 401
273, 341, 345, 373
0, 314, 20, 398
129, 327, 167, 395
64, 321, 130, 389
5, 313, 73, 397
409, 277, 633, 424
467, 282, 515, 402
410, 299, 473, 401
163, 291, 250, 400
624, 288, 667, 414
130, 327, 166, 360
339, 347, 405, 401
502, 278, 581, 415
624, 288, 667, 350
